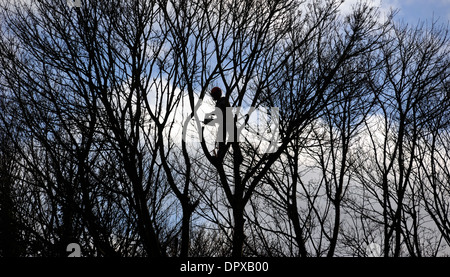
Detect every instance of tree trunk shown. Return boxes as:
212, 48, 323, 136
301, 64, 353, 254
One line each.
232, 207, 245, 257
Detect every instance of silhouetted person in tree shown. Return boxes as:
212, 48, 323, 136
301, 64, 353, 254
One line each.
204, 87, 230, 158
204, 87, 244, 162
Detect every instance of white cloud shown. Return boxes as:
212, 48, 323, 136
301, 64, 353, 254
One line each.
339, 0, 400, 22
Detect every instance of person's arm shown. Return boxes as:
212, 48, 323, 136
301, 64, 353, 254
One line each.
203, 108, 218, 125
203, 113, 214, 124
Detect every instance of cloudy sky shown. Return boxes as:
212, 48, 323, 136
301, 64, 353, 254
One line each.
340, 0, 449, 25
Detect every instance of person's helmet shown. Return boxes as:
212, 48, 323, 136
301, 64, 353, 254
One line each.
210, 87, 222, 101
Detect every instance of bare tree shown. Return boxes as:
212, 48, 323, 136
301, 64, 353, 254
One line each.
0, 0, 180, 256
0, 0, 449, 258
0, 95, 24, 256
351, 20, 450, 256
243, 1, 390, 257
